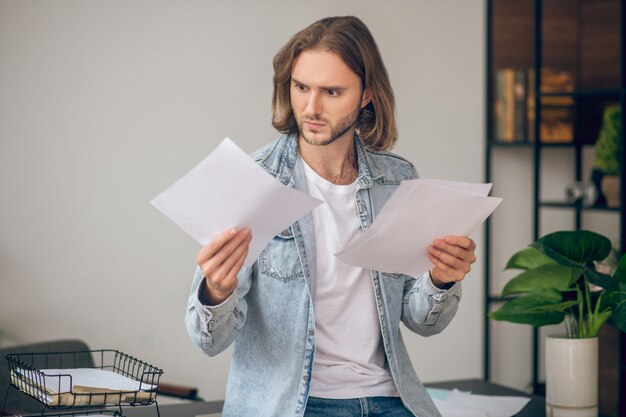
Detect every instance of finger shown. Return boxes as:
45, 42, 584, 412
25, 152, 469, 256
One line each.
196, 228, 238, 264
205, 243, 248, 293
217, 233, 252, 279
428, 251, 451, 269
428, 247, 470, 273
198, 228, 250, 268
429, 243, 466, 267
428, 253, 456, 280
206, 234, 251, 292
432, 239, 464, 259
443, 236, 476, 250
428, 253, 464, 281
428, 247, 471, 277
433, 239, 477, 264
226, 237, 250, 278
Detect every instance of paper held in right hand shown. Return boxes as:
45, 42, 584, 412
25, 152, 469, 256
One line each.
335, 179, 502, 277
150, 137, 322, 267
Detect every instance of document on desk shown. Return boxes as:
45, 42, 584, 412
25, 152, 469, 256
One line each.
335, 179, 502, 277
28, 368, 156, 393
151, 137, 322, 267
429, 388, 531, 417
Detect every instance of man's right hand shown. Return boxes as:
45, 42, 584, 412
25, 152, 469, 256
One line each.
196, 228, 252, 305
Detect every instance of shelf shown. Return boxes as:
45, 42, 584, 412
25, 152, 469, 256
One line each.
490, 140, 594, 148
486, 1, 625, 413
538, 201, 621, 212
537, 142, 588, 148
539, 89, 623, 98
490, 141, 533, 147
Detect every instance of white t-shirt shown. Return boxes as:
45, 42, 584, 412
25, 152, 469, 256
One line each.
302, 158, 399, 399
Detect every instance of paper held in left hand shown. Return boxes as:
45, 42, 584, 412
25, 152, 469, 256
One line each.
151, 137, 322, 267
335, 179, 502, 277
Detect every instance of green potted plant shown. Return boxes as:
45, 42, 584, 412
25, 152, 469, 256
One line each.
490, 230, 625, 416
594, 104, 621, 207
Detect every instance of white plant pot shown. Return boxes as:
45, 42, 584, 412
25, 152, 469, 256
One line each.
600, 175, 620, 208
545, 335, 598, 417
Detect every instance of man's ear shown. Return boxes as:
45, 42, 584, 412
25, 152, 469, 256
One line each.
360, 89, 372, 109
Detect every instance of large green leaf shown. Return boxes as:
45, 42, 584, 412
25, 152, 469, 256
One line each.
610, 281, 626, 333
532, 230, 612, 267
536, 300, 580, 312
489, 290, 566, 326
583, 268, 614, 290
598, 287, 612, 312
502, 264, 580, 296
613, 254, 626, 283
505, 247, 555, 270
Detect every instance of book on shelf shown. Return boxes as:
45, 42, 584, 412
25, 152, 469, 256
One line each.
538, 68, 575, 143
493, 67, 574, 144
494, 69, 515, 142
494, 68, 528, 143
540, 68, 575, 94
526, 68, 535, 142
513, 70, 527, 141
540, 106, 574, 143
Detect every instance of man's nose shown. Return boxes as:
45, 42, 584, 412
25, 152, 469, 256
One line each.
304, 92, 322, 115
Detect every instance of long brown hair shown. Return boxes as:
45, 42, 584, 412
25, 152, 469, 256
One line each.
271, 16, 397, 151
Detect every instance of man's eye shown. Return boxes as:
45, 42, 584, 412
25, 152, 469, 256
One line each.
295, 84, 307, 92
326, 89, 338, 96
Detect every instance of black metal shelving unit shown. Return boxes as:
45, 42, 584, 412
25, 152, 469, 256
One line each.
484, 0, 625, 415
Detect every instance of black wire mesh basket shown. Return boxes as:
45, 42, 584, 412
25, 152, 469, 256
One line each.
2, 349, 163, 416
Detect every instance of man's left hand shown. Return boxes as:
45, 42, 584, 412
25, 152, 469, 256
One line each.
427, 236, 476, 289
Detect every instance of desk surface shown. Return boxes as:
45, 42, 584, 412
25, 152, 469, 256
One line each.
121, 378, 543, 417
123, 400, 221, 417
426, 379, 544, 417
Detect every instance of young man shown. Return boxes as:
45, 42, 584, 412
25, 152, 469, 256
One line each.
186, 16, 476, 417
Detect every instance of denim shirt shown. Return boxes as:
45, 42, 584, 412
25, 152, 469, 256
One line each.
185, 134, 462, 417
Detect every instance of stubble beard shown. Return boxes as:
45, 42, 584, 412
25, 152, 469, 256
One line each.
297, 104, 361, 147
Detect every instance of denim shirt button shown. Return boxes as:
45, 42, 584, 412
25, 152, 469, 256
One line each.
308, 330, 314, 336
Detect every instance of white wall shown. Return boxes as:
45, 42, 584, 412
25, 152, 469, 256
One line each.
0, 0, 486, 401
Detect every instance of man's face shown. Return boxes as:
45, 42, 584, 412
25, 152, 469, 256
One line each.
290, 50, 370, 147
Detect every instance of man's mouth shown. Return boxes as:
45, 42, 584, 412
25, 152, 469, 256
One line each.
304, 120, 325, 129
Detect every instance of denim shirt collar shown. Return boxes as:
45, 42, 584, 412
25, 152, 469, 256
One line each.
262, 133, 385, 189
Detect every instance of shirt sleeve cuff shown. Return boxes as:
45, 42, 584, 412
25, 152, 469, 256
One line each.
423, 270, 456, 296
195, 280, 238, 316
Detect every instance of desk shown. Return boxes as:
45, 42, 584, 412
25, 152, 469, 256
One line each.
124, 400, 222, 417
122, 379, 543, 417
426, 379, 544, 417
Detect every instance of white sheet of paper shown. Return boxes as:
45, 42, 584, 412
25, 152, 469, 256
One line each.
151, 137, 322, 266
26, 368, 156, 393
335, 179, 502, 277
432, 389, 531, 417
